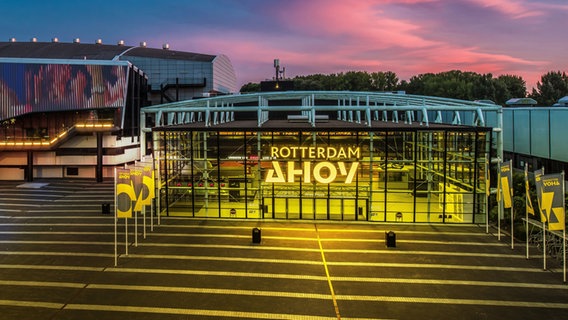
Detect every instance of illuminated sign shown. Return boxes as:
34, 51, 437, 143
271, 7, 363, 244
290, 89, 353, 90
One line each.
265, 146, 359, 184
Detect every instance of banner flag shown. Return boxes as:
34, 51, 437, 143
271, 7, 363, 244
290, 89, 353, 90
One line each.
500, 160, 513, 209
116, 168, 135, 218
130, 166, 144, 212
485, 157, 490, 197
538, 173, 565, 231
525, 165, 535, 216
496, 164, 501, 203
141, 164, 155, 205
534, 168, 546, 223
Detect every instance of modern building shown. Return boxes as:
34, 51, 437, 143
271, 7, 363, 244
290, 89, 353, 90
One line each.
502, 102, 568, 174
0, 39, 237, 181
142, 91, 501, 223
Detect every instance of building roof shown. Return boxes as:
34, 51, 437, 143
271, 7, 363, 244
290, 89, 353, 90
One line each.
0, 41, 216, 62
155, 118, 488, 132
143, 91, 501, 132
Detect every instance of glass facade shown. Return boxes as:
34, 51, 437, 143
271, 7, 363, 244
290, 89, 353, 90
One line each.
154, 127, 490, 223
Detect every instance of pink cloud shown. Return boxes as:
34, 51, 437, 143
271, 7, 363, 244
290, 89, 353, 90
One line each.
467, 0, 543, 19
273, 0, 437, 50
168, 0, 563, 91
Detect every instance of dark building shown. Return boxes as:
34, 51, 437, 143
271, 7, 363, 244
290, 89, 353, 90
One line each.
0, 39, 237, 181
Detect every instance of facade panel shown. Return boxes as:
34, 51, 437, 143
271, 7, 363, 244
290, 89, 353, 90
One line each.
529, 109, 550, 159
512, 110, 530, 154
550, 109, 568, 162
502, 109, 514, 152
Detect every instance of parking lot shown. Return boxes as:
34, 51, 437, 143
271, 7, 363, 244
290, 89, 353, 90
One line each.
1, 180, 567, 320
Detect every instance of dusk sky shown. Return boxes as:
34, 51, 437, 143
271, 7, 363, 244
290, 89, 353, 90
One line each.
2, 0, 567, 90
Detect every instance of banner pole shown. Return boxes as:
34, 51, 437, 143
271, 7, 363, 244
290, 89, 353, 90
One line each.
135, 210, 138, 247
114, 167, 117, 267
543, 221, 547, 270
125, 218, 128, 256
498, 161, 501, 241
562, 227, 566, 283
510, 160, 514, 250
525, 164, 529, 259
143, 206, 147, 239
562, 171, 566, 283
511, 205, 514, 250
486, 156, 489, 234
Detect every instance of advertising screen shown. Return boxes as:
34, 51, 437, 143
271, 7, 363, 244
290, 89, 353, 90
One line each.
0, 62, 129, 120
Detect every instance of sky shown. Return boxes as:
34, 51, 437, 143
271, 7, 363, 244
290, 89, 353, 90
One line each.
1, 0, 567, 90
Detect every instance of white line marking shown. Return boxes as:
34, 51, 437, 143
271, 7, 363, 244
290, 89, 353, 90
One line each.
65, 304, 339, 319
124, 254, 324, 265
0, 299, 63, 309
105, 267, 328, 280
327, 261, 544, 272
330, 276, 568, 290
138, 242, 320, 252
0, 264, 104, 272
324, 249, 523, 259
0, 251, 114, 258
0, 240, 114, 246
335, 295, 568, 309
87, 283, 332, 300
0, 279, 85, 288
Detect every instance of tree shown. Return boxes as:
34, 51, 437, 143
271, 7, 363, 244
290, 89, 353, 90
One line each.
370, 71, 399, 91
529, 71, 568, 106
240, 82, 261, 93
493, 75, 527, 105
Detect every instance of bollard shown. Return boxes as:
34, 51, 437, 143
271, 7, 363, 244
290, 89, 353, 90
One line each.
252, 227, 261, 244
385, 231, 396, 248
102, 203, 111, 214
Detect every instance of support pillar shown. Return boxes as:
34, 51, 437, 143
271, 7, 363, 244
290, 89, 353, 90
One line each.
26, 151, 33, 182
96, 132, 103, 183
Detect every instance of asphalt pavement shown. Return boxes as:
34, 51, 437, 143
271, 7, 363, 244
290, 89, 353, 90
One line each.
0, 179, 567, 320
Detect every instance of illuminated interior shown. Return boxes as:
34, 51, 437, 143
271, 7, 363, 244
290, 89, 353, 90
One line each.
154, 128, 490, 223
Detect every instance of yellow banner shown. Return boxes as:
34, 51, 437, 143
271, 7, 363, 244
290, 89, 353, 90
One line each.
485, 158, 490, 197
499, 161, 513, 209
534, 168, 546, 222
524, 166, 534, 215
538, 173, 565, 231
142, 164, 155, 205
116, 168, 135, 218
130, 167, 144, 212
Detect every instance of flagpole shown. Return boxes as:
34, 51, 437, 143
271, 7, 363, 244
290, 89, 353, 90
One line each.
114, 167, 118, 267
125, 218, 128, 256
562, 171, 565, 283
486, 156, 490, 234
525, 164, 529, 259
509, 160, 514, 250
498, 161, 502, 241
542, 167, 546, 271
544, 213, 547, 270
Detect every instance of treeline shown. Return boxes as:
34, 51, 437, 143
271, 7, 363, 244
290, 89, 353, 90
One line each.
240, 70, 568, 106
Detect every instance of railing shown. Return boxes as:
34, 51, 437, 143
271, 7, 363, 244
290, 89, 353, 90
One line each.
523, 217, 566, 262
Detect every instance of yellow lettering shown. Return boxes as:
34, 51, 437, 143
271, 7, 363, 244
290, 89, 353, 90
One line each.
265, 161, 285, 183
287, 161, 303, 183
313, 162, 337, 183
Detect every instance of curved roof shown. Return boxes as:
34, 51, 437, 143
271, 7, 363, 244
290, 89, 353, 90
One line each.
141, 90, 501, 130
0, 41, 215, 62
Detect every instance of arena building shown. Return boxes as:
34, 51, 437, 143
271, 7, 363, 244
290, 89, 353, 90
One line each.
142, 92, 501, 223
0, 38, 237, 181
